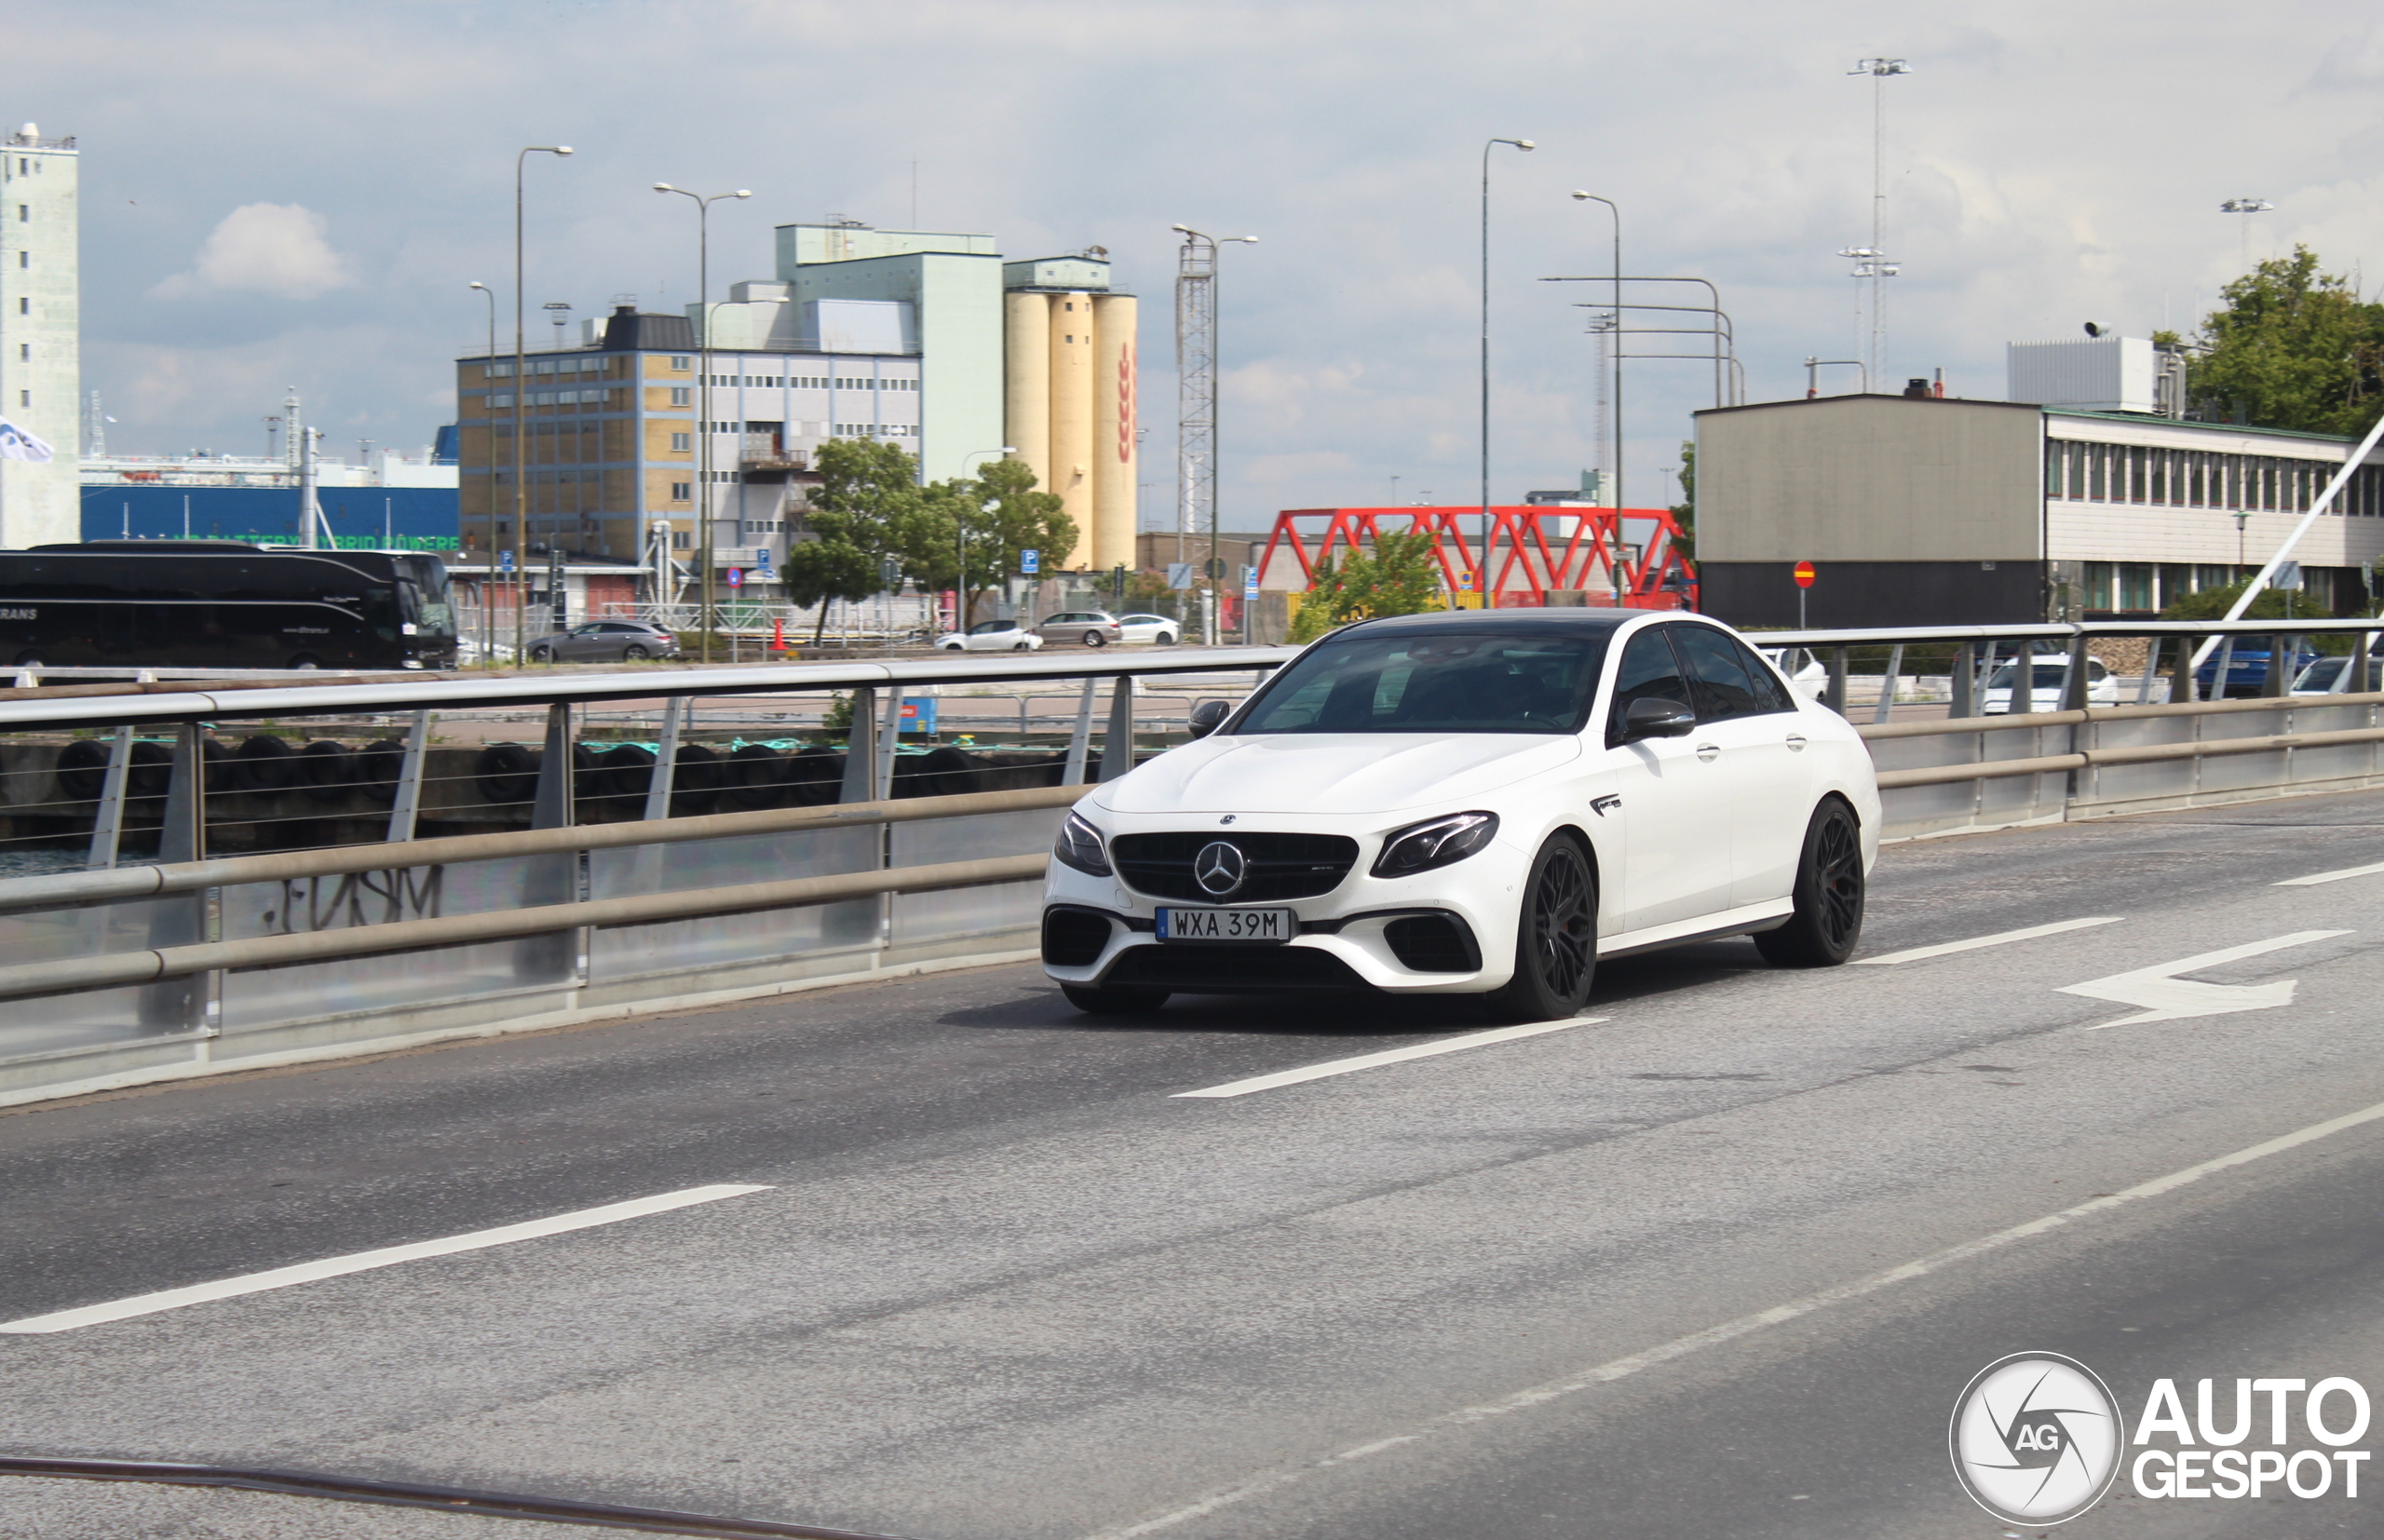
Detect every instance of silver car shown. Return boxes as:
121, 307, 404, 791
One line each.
526, 620, 680, 663
1035, 610, 1125, 648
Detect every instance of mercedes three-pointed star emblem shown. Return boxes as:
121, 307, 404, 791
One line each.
1194, 840, 1247, 898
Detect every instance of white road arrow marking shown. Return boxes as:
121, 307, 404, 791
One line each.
2061, 930, 2352, 1030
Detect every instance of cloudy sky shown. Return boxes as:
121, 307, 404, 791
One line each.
15, 0, 2384, 529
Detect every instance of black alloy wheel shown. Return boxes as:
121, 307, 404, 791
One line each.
1755, 799, 1865, 966
1485, 834, 1597, 1021
1061, 982, 1171, 1014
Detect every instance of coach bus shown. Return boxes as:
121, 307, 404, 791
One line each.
0, 541, 459, 670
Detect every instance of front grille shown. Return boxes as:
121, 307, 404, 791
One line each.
1104, 943, 1365, 993
1110, 832, 1360, 903
1385, 914, 1479, 972
1042, 907, 1113, 967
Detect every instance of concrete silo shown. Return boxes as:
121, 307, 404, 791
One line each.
1003, 290, 1051, 497
1090, 292, 1138, 573
1046, 292, 1096, 567
1003, 253, 1137, 573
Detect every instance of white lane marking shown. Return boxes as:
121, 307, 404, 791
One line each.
1173, 1019, 1609, 1100
0, 1183, 772, 1334
2277, 859, 2384, 887
2060, 930, 2353, 1029
1853, 915, 2124, 966
1082, 1095, 2384, 1540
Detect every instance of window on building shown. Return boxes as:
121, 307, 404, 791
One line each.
2087, 445, 2106, 500
2083, 562, 2112, 610
669, 387, 691, 406
670, 432, 691, 452
670, 482, 692, 502
671, 530, 691, 548
18, 390, 26, 408
17, 205, 26, 222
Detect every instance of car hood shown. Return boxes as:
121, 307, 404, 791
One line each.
1091, 733, 1581, 817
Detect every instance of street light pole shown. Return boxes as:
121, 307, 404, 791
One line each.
469, 280, 497, 669
655, 183, 752, 664
2220, 197, 2275, 273
512, 145, 572, 668
1480, 137, 1534, 605
1569, 192, 1620, 510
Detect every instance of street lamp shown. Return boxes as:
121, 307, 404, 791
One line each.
2220, 197, 2275, 272
511, 145, 572, 668
1570, 192, 1621, 510
1172, 224, 1257, 644
468, 280, 497, 668
654, 182, 752, 663
955, 447, 1017, 631
1480, 136, 1534, 604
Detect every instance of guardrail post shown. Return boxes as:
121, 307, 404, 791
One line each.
643, 696, 684, 820
148, 722, 210, 1037
2010, 638, 2033, 714
2064, 634, 2091, 711
839, 688, 876, 803
1872, 644, 1903, 724
1063, 676, 1097, 783
385, 709, 432, 843
2263, 634, 2293, 697
1951, 642, 1975, 718
1099, 674, 1137, 781
1824, 649, 1849, 715
160, 723, 204, 866
531, 703, 575, 831
874, 685, 902, 801
2211, 637, 2236, 702
2135, 638, 2162, 705
2172, 635, 2199, 704
86, 724, 132, 871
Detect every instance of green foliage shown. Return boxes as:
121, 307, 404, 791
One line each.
807, 439, 922, 562
1669, 439, 1697, 561
779, 538, 881, 643
1288, 528, 1446, 642
822, 692, 854, 735
2160, 576, 2357, 650
2188, 247, 2384, 435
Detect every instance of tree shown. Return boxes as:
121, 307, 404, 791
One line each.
1669, 439, 1697, 561
938, 457, 1074, 628
779, 537, 880, 643
806, 439, 922, 570
2160, 576, 2362, 651
2188, 247, 2384, 435
1288, 527, 1446, 642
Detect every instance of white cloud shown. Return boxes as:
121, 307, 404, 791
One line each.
151, 203, 355, 300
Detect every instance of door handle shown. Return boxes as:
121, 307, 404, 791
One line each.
1785, 734, 1807, 752
1696, 742, 1721, 762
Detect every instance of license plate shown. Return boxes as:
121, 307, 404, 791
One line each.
1156, 906, 1295, 943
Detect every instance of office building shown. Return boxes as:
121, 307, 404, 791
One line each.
0, 123, 78, 547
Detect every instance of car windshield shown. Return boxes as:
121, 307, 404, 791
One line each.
1237, 628, 1608, 736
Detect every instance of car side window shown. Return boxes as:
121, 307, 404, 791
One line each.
1671, 625, 1773, 721
968, 620, 1007, 635
1727, 636, 1796, 714
1607, 628, 1692, 741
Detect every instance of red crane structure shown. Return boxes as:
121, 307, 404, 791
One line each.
1253, 505, 1698, 610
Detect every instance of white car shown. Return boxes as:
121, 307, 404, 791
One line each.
1118, 613, 1182, 646
1981, 655, 2115, 713
1757, 646, 1828, 699
1042, 611, 1881, 1019
937, 619, 1044, 653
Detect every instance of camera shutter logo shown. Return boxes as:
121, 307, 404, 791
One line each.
1194, 841, 1247, 898
1949, 1352, 2122, 1525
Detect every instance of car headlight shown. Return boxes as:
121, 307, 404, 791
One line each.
1371, 811, 1499, 878
1054, 810, 1112, 877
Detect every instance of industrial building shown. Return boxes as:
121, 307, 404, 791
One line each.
1692, 335, 2384, 627
0, 123, 79, 547
455, 222, 1139, 592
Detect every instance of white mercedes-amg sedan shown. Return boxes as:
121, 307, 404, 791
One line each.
1040, 609, 1880, 1020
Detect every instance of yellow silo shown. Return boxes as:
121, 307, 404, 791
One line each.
1047, 292, 1096, 568
1090, 293, 1138, 573
1002, 290, 1051, 502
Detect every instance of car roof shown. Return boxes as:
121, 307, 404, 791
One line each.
1340, 608, 1651, 640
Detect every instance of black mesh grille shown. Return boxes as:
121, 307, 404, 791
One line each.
1041, 907, 1113, 967
1385, 914, 1479, 973
1104, 943, 1365, 993
1110, 832, 1360, 903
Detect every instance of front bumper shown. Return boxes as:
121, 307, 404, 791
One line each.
1041, 823, 1523, 995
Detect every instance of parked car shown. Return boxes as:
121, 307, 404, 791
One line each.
1756, 646, 1828, 699
2193, 638, 2320, 698
1035, 610, 1127, 648
1982, 656, 2117, 713
1118, 613, 1182, 646
525, 620, 680, 663
936, 619, 1043, 652
1042, 610, 1880, 1020
2291, 653, 2384, 694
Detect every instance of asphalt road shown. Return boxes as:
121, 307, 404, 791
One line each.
5, 790, 2384, 1539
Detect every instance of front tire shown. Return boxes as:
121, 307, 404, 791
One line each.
1484, 834, 1597, 1021
1061, 982, 1170, 1014
1754, 799, 1865, 966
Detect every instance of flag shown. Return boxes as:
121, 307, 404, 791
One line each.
0, 419, 56, 463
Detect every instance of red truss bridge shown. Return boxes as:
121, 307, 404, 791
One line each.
1253, 506, 1698, 609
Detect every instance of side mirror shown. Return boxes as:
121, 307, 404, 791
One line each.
1187, 699, 1233, 738
1621, 696, 1697, 742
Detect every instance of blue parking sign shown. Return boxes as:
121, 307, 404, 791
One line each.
1022, 548, 1040, 574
